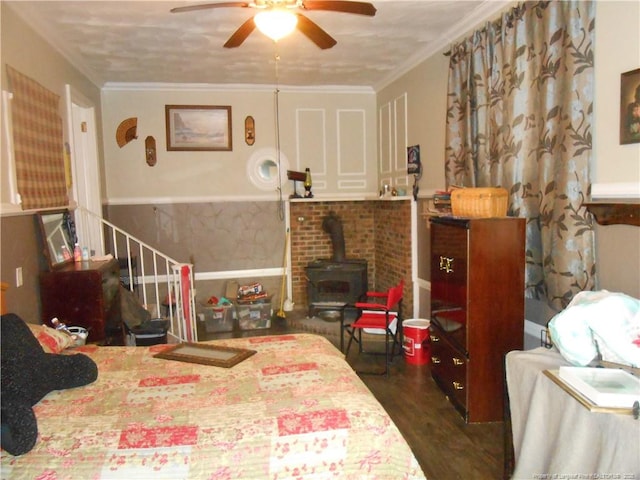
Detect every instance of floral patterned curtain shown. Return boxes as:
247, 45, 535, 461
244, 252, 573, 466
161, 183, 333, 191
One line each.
444, 1, 596, 310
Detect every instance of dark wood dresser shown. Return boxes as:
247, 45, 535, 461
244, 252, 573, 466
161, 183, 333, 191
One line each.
40, 258, 123, 345
429, 216, 525, 423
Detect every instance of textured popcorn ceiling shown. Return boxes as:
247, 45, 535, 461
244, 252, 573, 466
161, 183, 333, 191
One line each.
6, 0, 510, 89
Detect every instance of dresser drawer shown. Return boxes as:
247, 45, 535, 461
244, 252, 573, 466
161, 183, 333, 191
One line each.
431, 221, 468, 310
430, 325, 468, 416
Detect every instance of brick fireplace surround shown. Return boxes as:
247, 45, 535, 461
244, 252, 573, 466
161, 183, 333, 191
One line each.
289, 199, 413, 318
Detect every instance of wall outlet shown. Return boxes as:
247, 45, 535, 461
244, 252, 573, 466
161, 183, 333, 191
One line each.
15, 267, 23, 287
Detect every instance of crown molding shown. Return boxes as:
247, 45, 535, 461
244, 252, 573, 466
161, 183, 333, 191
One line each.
101, 82, 375, 95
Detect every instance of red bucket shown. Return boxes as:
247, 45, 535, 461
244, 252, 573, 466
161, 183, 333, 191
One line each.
402, 319, 431, 366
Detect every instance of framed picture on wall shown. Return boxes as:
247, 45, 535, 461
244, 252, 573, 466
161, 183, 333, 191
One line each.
620, 68, 640, 145
407, 145, 421, 174
165, 105, 232, 151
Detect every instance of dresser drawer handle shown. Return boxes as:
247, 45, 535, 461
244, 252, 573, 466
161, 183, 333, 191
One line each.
431, 356, 441, 364
429, 335, 440, 343
439, 256, 454, 274
452, 381, 464, 390
452, 357, 464, 366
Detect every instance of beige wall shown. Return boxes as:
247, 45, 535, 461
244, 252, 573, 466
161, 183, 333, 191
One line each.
0, 3, 103, 321
0, 3, 103, 209
377, 53, 450, 196
102, 87, 378, 202
593, 1, 640, 183
591, 0, 640, 297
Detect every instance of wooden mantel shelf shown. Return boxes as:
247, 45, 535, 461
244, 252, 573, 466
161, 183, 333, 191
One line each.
584, 199, 640, 226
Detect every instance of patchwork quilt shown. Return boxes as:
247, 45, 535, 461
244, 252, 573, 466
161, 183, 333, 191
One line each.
1, 333, 426, 479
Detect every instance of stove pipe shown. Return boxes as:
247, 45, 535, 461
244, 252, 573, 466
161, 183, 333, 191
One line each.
322, 211, 346, 262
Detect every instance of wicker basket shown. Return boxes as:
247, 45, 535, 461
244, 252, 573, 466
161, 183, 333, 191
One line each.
451, 187, 508, 218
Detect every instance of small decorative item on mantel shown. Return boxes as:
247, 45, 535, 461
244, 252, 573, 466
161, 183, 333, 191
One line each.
287, 170, 306, 198
304, 168, 313, 198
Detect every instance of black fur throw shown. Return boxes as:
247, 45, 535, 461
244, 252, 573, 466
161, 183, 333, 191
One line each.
0, 313, 98, 456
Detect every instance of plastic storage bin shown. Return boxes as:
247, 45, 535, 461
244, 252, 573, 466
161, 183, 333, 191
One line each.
236, 302, 272, 330
127, 318, 169, 346
199, 304, 234, 333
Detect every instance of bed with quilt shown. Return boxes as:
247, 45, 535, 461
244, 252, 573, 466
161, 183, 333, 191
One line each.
1, 331, 426, 479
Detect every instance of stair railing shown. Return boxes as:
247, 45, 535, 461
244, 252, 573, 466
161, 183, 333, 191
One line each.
74, 206, 198, 343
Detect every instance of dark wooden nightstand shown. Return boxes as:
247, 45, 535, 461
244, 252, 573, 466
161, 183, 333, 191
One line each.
39, 258, 123, 345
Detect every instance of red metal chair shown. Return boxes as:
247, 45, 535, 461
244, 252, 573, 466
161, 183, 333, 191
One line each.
344, 279, 404, 375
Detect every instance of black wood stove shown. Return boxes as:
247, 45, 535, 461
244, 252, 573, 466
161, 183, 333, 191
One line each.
305, 212, 368, 314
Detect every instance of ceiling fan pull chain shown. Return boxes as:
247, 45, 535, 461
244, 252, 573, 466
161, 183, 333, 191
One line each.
273, 49, 285, 220
274, 51, 281, 87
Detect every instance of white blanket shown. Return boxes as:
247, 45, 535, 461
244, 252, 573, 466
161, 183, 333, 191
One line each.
548, 290, 640, 366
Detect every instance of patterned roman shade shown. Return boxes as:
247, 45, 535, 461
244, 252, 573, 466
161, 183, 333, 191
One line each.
7, 65, 68, 210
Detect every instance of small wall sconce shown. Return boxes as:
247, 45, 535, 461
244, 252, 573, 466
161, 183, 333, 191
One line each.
145, 136, 156, 166
245, 116, 255, 146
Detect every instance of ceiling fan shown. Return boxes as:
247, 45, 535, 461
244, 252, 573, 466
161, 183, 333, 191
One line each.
170, 0, 377, 49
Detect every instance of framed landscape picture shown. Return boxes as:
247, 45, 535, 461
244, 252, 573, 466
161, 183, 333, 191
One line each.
620, 68, 640, 145
165, 105, 232, 151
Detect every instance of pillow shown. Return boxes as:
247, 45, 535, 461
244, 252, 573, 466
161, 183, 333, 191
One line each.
26, 324, 75, 353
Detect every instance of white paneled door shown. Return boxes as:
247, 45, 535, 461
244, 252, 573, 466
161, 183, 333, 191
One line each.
65, 85, 104, 256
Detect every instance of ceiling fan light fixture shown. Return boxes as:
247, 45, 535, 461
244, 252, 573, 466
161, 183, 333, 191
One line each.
254, 9, 298, 41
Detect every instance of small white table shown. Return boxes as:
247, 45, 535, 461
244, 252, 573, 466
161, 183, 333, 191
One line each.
506, 347, 640, 478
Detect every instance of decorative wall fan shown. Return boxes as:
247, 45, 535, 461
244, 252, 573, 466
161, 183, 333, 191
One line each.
116, 117, 137, 147
170, 0, 376, 49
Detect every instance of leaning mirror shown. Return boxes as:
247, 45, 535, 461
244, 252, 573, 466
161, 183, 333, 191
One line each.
36, 209, 76, 270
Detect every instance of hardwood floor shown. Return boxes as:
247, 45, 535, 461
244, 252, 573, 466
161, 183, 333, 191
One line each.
353, 356, 504, 480
201, 314, 505, 480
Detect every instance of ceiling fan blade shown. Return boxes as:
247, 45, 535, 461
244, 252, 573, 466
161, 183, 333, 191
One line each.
296, 14, 337, 49
170, 2, 249, 14
223, 17, 256, 48
301, 1, 376, 16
